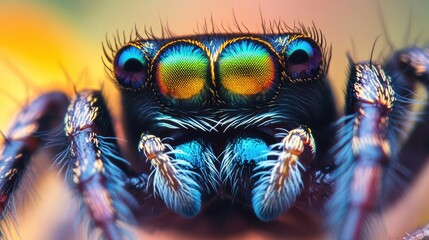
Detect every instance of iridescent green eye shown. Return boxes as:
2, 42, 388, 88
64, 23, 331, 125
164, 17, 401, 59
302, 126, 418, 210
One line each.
113, 44, 148, 90
153, 41, 210, 106
285, 38, 323, 82
215, 38, 280, 105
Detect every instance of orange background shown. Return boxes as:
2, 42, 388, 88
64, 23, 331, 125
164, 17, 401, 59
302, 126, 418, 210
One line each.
1, 0, 429, 239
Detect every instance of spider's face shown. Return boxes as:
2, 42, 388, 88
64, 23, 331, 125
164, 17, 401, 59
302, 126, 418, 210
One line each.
108, 32, 337, 222
113, 33, 327, 104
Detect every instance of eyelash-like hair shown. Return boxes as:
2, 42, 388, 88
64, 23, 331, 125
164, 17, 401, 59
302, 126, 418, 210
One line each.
102, 16, 332, 78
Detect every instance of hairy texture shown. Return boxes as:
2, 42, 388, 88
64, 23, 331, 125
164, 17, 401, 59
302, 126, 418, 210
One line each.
252, 127, 315, 221
0, 92, 69, 239
329, 62, 398, 240
138, 134, 202, 218
63, 91, 135, 240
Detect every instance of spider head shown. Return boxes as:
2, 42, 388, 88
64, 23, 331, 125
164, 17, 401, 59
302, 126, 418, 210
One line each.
109, 33, 336, 218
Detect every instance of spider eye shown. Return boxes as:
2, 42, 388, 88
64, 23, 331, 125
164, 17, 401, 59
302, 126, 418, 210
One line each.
215, 38, 280, 106
285, 38, 323, 82
113, 45, 148, 90
153, 41, 211, 107
288, 41, 312, 64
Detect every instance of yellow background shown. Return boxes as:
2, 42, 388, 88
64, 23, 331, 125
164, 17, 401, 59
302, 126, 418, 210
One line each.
0, 0, 429, 239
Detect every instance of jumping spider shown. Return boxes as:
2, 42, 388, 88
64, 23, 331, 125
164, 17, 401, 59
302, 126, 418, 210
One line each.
1, 23, 428, 240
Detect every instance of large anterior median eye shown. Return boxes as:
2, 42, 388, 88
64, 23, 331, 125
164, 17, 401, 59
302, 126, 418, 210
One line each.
285, 38, 323, 82
153, 41, 211, 107
113, 44, 148, 90
215, 38, 280, 106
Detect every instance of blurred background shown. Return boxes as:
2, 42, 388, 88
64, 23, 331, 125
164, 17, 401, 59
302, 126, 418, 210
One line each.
0, 0, 429, 239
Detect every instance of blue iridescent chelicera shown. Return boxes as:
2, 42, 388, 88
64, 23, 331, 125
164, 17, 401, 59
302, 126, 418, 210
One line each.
285, 38, 322, 81
114, 45, 148, 90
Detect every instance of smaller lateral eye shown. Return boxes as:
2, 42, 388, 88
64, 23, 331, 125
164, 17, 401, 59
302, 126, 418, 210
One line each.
287, 40, 313, 64
285, 38, 323, 82
113, 45, 148, 90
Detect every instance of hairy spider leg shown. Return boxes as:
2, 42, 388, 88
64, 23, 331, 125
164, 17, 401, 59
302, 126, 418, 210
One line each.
329, 62, 396, 240
388, 47, 429, 240
405, 222, 429, 240
251, 126, 316, 221
0, 92, 69, 237
64, 90, 136, 240
136, 133, 218, 218
388, 47, 429, 174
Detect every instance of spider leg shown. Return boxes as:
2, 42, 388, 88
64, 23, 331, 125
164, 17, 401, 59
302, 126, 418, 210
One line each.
328, 62, 395, 240
403, 223, 429, 240
251, 126, 316, 221
136, 133, 218, 218
64, 90, 135, 240
386, 47, 429, 239
0, 92, 69, 236
388, 47, 429, 173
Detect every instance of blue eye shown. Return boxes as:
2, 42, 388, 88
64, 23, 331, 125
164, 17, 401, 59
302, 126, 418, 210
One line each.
285, 38, 323, 82
286, 40, 313, 64
113, 45, 148, 90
